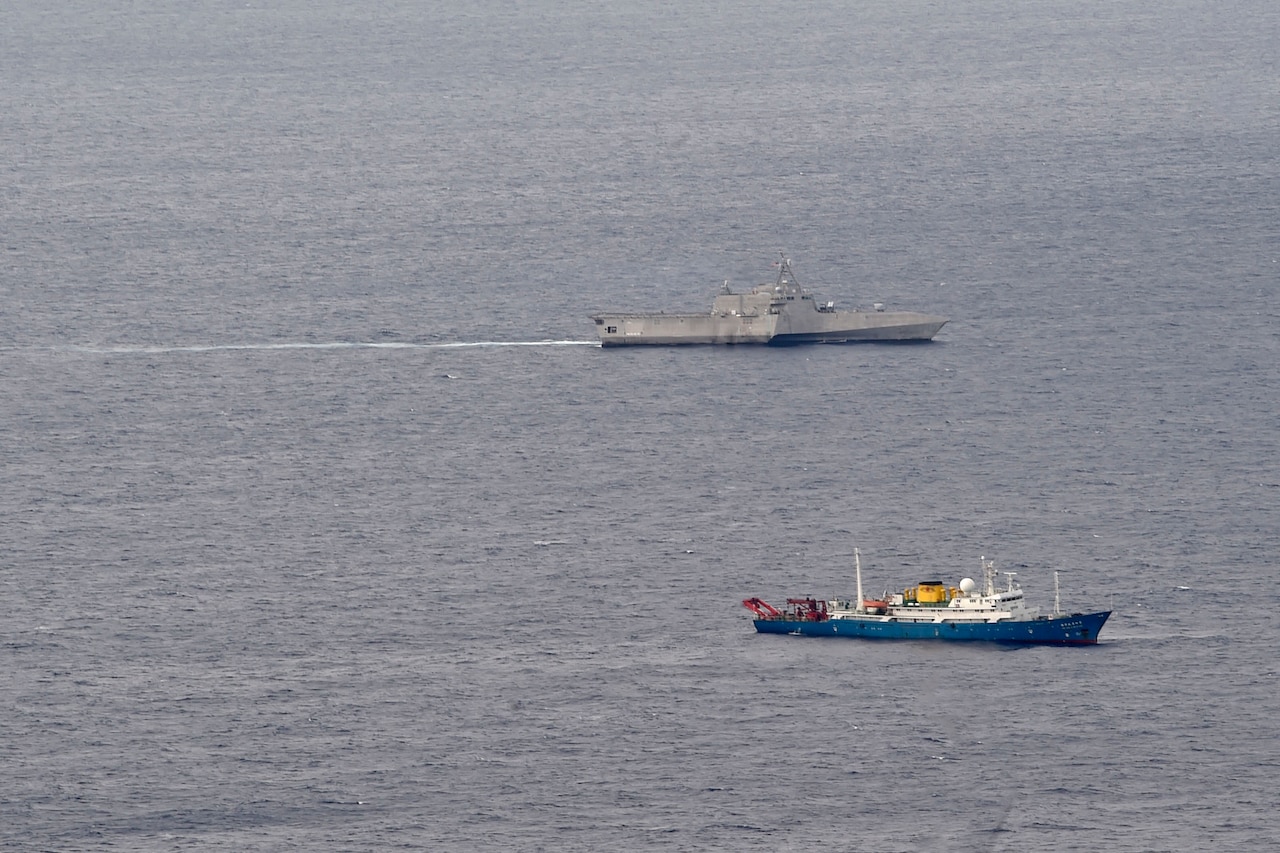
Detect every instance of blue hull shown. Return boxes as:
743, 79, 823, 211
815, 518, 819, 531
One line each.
753, 611, 1110, 645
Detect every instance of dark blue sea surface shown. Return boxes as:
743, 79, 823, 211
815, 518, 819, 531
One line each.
3, 1, 1278, 850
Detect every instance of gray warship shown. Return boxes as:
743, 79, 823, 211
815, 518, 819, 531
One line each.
591, 257, 948, 346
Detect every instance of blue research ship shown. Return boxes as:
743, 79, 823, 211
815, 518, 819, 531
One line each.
744, 553, 1110, 646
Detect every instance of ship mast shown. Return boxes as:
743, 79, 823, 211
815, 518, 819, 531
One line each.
775, 253, 803, 297
981, 557, 996, 596
854, 548, 864, 613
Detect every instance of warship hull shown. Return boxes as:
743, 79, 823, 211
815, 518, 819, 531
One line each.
593, 313, 775, 346
592, 310, 947, 346
771, 310, 947, 344
592, 257, 947, 347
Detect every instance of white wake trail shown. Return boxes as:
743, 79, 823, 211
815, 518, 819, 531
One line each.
57, 340, 599, 355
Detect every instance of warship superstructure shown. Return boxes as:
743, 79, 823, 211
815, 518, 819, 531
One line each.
592, 257, 947, 346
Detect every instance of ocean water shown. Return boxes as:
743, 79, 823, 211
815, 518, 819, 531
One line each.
3, 1, 1278, 850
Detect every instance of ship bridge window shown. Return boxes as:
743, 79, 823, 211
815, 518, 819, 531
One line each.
606, 326, 617, 334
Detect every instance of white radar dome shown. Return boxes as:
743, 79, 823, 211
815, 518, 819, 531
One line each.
958, 577, 977, 594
